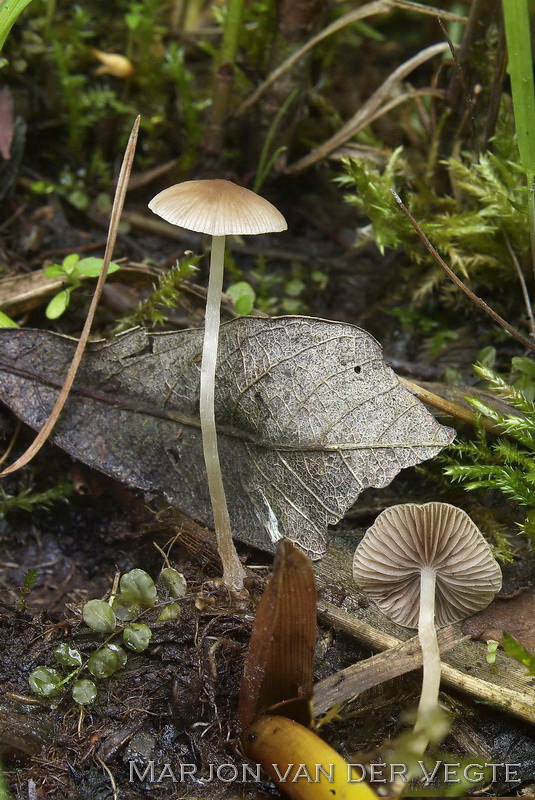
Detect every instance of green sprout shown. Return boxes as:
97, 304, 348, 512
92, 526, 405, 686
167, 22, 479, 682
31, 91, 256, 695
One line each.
485, 640, 499, 666
226, 281, 256, 315
44, 254, 120, 319
28, 567, 185, 706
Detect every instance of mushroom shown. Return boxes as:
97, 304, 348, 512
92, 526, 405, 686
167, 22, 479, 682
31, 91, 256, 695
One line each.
148, 180, 287, 590
352, 501, 501, 754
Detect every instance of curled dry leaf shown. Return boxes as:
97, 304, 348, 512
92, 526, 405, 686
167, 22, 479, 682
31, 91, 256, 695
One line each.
0, 316, 454, 557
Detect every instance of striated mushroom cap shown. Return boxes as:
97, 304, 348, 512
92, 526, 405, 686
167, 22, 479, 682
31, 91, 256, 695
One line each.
353, 502, 502, 628
148, 179, 287, 237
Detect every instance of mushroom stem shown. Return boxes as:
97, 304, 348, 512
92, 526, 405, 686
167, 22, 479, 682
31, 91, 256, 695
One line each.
414, 566, 441, 752
200, 234, 247, 591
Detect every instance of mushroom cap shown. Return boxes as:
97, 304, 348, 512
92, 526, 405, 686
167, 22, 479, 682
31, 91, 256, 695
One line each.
353, 502, 502, 628
148, 179, 287, 236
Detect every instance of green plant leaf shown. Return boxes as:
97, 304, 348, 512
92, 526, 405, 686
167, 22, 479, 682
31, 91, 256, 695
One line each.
0, 311, 18, 328
226, 281, 256, 315
87, 644, 127, 678
83, 598, 117, 633
28, 666, 63, 697
123, 622, 152, 652
111, 594, 140, 621
160, 567, 187, 598
0, 0, 35, 51
44, 264, 68, 279
45, 289, 71, 320
119, 569, 157, 607
511, 356, 535, 378
72, 679, 97, 705
158, 602, 181, 621
54, 643, 83, 667
62, 253, 80, 274
502, 631, 535, 674
75, 257, 120, 278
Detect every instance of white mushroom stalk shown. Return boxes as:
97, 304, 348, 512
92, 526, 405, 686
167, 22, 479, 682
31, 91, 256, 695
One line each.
353, 502, 502, 759
149, 180, 287, 591
200, 233, 245, 590
413, 566, 440, 752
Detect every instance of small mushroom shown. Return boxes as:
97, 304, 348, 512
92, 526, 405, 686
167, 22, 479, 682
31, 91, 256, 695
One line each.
353, 501, 501, 754
149, 180, 287, 590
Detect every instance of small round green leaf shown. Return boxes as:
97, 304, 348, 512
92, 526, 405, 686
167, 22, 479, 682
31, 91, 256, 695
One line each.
54, 643, 83, 667
72, 679, 97, 705
160, 568, 187, 598
67, 189, 89, 210
158, 602, 181, 621
111, 594, 140, 621
123, 623, 152, 652
87, 644, 127, 678
284, 278, 305, 298
119, 569, 157, 608
29, 666, 63, 697
226, 281, 255, 315
83, 599, 116, 633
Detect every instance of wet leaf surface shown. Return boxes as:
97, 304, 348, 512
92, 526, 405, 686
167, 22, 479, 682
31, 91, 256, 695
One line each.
0, 316, 454, 557
462, 587, 535, 651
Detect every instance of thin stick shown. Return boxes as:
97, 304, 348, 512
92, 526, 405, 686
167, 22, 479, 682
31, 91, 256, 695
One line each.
286, 42, 449, 174
0, 420, 21, 466
237, 0, 466, 118
390, 189, 535, 354
0, 116, 140, 477
504, 230, 535, 338
398, 376, 500, 433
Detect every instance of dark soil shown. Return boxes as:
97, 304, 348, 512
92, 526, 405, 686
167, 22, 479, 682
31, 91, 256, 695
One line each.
1, 1, 535, 798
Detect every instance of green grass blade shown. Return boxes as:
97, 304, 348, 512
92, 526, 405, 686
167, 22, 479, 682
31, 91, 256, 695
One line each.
503, 0, 535, 279
503, 0, 535, 173
0, 0, 35, 52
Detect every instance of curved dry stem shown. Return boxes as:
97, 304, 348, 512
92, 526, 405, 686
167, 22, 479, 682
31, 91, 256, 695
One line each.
392, 190, 535, 354
286, 42, 449, 174
200, 235, 247, 591
0, 115, 140, 478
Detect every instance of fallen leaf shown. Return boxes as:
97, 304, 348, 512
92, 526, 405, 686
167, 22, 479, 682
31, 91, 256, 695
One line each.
238, 539, 316, 730
0, 316, 454, 556
462, 588, 535, 651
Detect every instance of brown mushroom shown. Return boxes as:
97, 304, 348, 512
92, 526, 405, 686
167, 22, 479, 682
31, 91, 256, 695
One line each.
352, 501, 502, 753
148, 180, 287, 590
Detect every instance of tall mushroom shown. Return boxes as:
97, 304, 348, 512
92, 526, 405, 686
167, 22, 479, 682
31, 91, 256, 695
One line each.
352, 501, 501, 754
148, 180, 287, 590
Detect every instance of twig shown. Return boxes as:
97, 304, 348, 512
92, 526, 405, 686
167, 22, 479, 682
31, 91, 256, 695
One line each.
237, 0, 391, 117
314, 621, 466, 717
0, 419, 21, 466
0, 116, 140, 478
286, 43, 449, 174
504, 229, 535, 338
316, 599, 535, 726
237, 0, 466, 118
391, 189, 535, 354
398, 376, 500, 433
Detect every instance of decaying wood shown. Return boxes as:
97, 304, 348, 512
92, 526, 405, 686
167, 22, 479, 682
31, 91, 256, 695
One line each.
161, 514, 535, 727
314, 536, 535, 727
313, 618, 466, 716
